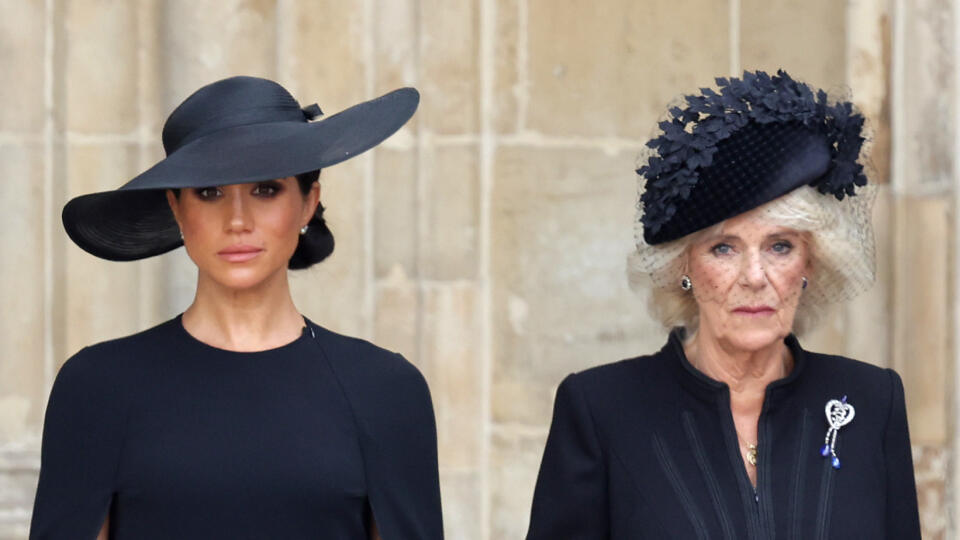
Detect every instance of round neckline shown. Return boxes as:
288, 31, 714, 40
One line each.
174, 313, 313, 356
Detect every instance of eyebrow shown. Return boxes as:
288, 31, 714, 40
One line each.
704, 230, 803, 243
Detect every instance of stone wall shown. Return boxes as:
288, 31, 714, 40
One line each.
0, 0, 954, 538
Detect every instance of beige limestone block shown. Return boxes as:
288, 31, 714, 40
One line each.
281, 0, 366, 108
899, 0, 955, 190
292, 158, 368, 338
490, 428, 547, 539
63, 143, 142, 357
491, 146, 664, 425
374, 148, 418, 278
0, 144, 46, 445
847, 0, 892, 186
137, 0, 166, 138
419, 0, 479, 134
740, 0, 846, 89
0, 522, 28, 540
892, 195, 949, 445
913, 444, 946, 539
799, 307, 846, 357
525, 0, 728, 138
493, 0, 520, 134
374, 267, 419, 361
422, 284, 482, 470
374, 0, 418, 94
65, 0, 140, 134
0, 450, 38, 539
421, 144, 479, 280
439, 470, 481, 540
0, 1, 45, 133
162, 0, 277, 107
843, 185, 892, 366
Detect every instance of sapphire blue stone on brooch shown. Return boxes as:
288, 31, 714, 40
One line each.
821, 395, 855, 469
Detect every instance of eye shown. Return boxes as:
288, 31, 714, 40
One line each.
252, 182, 281, 197
194, 187, 222, 200
710, 243, 733, 256
771, 240, 793, 254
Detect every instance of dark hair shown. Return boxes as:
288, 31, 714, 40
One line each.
289, 169, 334, 269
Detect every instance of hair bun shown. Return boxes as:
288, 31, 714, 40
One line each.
288, 202, 334, 269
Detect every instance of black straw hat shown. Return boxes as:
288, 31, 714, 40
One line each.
63, 76, 419, 261
636, 70, 867, 245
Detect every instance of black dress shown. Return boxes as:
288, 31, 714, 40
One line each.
30, 316, 443, 540
527, 330, 921, 539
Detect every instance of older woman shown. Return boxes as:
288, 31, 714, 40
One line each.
31, 77, 442, 539
526, 71, 920, 539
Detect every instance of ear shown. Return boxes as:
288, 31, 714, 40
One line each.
302, 181, 320, 227
165, 189, 182, 229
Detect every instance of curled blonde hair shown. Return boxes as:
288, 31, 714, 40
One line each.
627, 185, 877, 336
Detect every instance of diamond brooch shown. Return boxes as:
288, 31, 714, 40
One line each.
821, 395, 855, 469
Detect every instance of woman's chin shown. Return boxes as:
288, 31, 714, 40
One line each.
721, 323, 789, 352
208, 267, 277, 291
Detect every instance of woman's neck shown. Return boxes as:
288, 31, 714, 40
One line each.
683, 329, 793, 415
181, 268, 305, 352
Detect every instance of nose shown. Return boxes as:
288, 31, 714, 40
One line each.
225, 189, 253, 233
740, 249, 767, 289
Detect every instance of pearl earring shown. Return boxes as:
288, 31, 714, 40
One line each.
300, 225, 309, 235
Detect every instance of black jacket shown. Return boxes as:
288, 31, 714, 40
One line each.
527, 330, 920, 539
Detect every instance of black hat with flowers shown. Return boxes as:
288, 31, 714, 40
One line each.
636, 70, 867, 245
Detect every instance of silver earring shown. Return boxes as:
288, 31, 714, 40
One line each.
802, 276, 808, 289
179, 230, 184, 241
300, 225, 309, 235
680, 275, 692, 291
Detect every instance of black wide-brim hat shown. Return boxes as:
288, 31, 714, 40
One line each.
63, 76, 419, 261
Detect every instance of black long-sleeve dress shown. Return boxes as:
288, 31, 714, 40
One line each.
30, 315, 443, 540
527, 329, 921, 539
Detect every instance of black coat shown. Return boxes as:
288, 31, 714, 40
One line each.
527, 330, 921, 539
30, 316, 443, 540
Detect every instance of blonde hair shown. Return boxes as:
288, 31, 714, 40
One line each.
627, 185, 876, 337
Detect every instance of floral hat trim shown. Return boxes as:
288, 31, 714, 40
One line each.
636, 70, 867, 240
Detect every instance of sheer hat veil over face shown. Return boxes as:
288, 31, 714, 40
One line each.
62, 76, 419, 262
631, 70, 876, 334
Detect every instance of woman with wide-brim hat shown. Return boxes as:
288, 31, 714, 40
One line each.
526, 71, 921, 539
30, 76, 442, 540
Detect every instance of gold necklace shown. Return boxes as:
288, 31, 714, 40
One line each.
737, 432, 758, 466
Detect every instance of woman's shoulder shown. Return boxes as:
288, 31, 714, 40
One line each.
49, 320, 180, 418
798, 344, 905, 414
560, 345, 677, 405
306, 321, 428, 393
58, 318, 180, 378
801, 346, 900, 388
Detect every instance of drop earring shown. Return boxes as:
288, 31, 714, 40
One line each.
802, 276, 808, 289
680, 275, 692, 291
